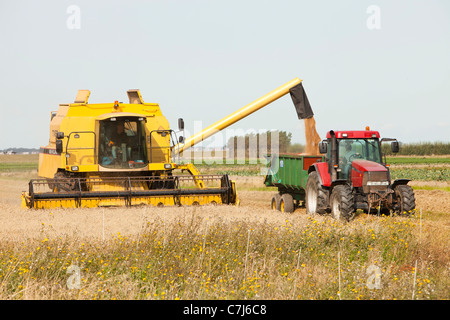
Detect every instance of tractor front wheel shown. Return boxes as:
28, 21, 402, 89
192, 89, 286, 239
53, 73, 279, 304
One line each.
330, 185, 355, 222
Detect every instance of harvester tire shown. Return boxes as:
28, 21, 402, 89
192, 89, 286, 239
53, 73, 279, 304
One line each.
52, 171, 77, 192
280, 193, 295, 213
305, 171, 328, 215
394, 185, 416, 215
271, 193, 281, 211
330, 185, 355, 222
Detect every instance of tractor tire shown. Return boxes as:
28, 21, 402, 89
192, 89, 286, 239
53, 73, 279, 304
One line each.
330, 184, 355, 222
271, 193, 281, 211
305, 171, 328, 215
394, 185, 416, 215
280, 193, 295, 213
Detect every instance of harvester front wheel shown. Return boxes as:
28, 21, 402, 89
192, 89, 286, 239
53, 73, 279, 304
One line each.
51, 171, 78, 192
271, 194, 281, 211
305, 171, 328, 215
330, 185, 355, 222
394, 185, 416, 215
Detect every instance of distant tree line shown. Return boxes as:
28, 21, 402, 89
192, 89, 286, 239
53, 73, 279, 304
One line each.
226, 131, 305, 158
382, 141, 450, 156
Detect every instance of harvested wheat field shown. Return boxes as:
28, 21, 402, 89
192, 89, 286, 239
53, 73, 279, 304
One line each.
0, 165, 449, 300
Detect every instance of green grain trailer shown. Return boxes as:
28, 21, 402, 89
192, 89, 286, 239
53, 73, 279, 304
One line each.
264, 154, 324, 213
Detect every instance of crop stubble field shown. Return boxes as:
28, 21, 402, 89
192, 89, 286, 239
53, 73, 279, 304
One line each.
0, 154, 448, 300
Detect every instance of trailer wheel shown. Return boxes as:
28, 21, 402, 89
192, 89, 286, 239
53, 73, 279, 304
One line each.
271, 194, 281, 211
330, 185, 355, 222
305, 171, 328, 215
394, 185, 416, 215
280, 194, 294, 213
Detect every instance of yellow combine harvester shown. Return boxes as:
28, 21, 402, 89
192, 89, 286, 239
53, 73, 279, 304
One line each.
21, 78, 305, 209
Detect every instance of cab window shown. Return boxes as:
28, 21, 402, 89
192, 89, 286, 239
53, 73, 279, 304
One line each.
99, 118, 148, 169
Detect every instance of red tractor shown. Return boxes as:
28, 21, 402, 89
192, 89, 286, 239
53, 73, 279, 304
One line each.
305, 127, 416, 221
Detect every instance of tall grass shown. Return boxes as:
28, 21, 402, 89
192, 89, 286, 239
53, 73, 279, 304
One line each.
0, 214, 447, 300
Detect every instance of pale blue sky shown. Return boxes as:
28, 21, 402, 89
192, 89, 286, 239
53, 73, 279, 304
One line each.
0, 0, 449, 149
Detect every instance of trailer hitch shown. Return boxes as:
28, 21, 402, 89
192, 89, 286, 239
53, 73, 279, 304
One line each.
368, 189, 394, 215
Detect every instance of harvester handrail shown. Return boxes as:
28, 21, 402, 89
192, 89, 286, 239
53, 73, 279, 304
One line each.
65, 131, 97, 165
148, 129, 177, 163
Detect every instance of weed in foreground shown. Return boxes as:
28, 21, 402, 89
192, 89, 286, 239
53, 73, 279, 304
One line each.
0, 215, 447, 300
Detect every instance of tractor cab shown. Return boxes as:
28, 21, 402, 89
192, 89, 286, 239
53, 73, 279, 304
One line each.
335, 137, 382, 179
319, 127, 399, 181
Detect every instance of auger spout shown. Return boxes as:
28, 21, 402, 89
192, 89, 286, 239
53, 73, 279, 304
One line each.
172, 77, 302, 155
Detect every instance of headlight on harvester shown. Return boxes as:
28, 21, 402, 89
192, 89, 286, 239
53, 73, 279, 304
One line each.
164, 164, 172, 169
71, 166, 79, 171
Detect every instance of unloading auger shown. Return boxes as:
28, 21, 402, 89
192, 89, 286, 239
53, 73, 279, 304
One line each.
22, 78, 304, 209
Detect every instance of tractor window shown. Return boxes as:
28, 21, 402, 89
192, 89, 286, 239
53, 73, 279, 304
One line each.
338, 138, 382, 178
99, 118, 148, 169
366, 139, 382, 163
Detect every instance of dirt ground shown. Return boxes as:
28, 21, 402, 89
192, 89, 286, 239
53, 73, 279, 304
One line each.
0, 172, 448, 243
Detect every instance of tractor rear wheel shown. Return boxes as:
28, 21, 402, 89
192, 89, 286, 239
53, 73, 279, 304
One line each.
271, 193, 281, 211
280, 193, 295, 213
305, 171, 328, 215
330, 185, 355, 222
394, 185, 416, 215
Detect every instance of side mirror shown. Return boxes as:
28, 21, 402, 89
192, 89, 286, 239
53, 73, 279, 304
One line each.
179, 136, 184, 143
319, 141, 328, 154
178, 118, 184, 131
391, 141, 399, 153
55, 139, 63, 154
56, 132, 64, 139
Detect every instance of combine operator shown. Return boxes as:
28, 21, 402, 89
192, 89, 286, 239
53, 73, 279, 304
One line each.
109, 122, 132, 165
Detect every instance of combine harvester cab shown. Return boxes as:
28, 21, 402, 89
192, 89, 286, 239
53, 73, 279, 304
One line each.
265, 127, 416, 221
22, 89, 236, 209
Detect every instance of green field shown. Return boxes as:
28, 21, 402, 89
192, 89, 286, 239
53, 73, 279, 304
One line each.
0, 162, 38, 172
0, 154, 38, 172
390, 167, 449, 182
386, 157, 450, 165
1, 155, 449, 182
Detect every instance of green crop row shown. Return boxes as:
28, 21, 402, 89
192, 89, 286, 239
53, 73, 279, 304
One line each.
386, 157, 450, 165
389, 167, 449, 181
0, 163, 38, 172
